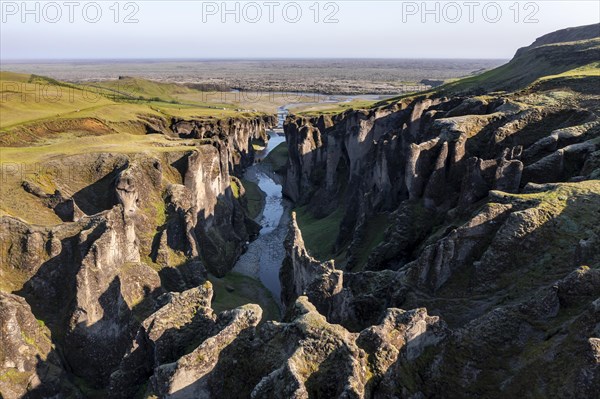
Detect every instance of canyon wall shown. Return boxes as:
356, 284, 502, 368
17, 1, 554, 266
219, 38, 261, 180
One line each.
0, 114, 276, 393
278, 85, 600, 396
284, 95, 598, 270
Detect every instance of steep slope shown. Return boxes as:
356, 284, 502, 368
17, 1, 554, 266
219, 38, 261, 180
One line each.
0, 73, 278, 395
439, 23, 600, 94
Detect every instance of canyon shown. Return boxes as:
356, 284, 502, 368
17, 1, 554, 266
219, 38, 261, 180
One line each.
0, 23, 599, 398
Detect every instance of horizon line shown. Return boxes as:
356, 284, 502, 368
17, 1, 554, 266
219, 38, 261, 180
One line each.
1, 57, 510, 63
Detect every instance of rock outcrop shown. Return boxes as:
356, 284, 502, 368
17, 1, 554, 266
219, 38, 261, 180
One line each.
0, 292, 76, 399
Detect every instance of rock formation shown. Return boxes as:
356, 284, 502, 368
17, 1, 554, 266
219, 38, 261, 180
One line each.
0, 114, 276, 396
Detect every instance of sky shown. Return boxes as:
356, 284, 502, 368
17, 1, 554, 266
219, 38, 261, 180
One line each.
1, 0, 599, 60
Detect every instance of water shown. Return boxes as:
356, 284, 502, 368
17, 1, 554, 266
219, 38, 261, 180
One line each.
277, 106, 288, 128
235, 94, 395, 305
254, 132, 286, 235
233, 130, 290, 306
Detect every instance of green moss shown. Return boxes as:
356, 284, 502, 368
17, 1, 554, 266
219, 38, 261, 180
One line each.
20, 331, 36, 346
240, 178, 266, 220
230, 177, 241, 199
263, 142, 289, 175
0, 369, 30, 385
72, 375, 107, 399
208, 272, 279, 322
294, 205, 345, 260
352, 213, 392, 271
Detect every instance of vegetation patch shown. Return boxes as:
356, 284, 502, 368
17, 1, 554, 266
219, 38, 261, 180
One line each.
294, 205, 345, 260
352, 213, 392, 271
240, 178, 266, 220
230, 177, 241, 199
208, 272, 280, 321
263, 142, 289, 175
295, 99, 379, 116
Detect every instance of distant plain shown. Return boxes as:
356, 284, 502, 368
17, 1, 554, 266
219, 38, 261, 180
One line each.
2, 58, 506, 95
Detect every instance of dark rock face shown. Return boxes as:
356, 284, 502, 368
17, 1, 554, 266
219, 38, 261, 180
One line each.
63, 207, 163, 387
0, 292, 76, 399
109, 282, 218, 398
171, 115, 276, 174
284, 93, 599, 270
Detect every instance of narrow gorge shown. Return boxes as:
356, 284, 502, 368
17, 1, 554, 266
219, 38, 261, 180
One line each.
1, 24, 599, 399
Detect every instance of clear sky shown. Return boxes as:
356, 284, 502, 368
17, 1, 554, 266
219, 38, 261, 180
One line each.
1, 1, 598, 60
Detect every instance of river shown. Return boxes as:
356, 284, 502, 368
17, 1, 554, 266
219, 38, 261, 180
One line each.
232, 128, 291, 307
233, 95, 394, 307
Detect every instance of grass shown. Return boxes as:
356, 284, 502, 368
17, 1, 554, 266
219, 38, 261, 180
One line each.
88, 76, 196, 102
0, 71, 268, 133
535, 61, 600, 81
208, 272, 280, 321
176, 90, 320, 114
262, 142, 289, 175
230, 178, 241, 199
0, 369, 30, 386
0, 77, 115, 129
293, 205, 345, 260
370, 39, 600, 109
439, 38, 600, 94
0, 133, 196, 163
351, 213, 392, 271
294, 99, 379, 116
0, 71, 280, 227
0, 131, 200, 226
240, 178, 265, 220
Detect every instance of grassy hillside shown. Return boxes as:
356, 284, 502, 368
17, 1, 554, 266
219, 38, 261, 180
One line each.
369, 24, 600, 108
0, 72, 258, 134
441, 38, 600, 94
0, 71, 273, 224
294, 99, 380, 116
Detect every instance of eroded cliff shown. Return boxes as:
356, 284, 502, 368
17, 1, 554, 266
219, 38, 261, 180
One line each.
0, 114, 276, 394
276, 29, 600, 396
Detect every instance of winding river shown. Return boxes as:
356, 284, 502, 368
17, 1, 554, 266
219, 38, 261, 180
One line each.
233, 127, 291, 306
233, 96, 393, 307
